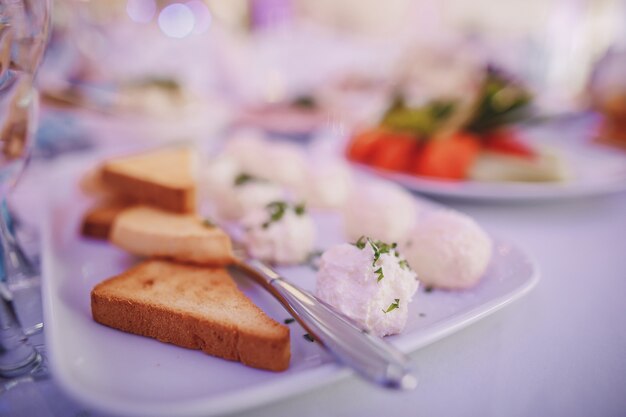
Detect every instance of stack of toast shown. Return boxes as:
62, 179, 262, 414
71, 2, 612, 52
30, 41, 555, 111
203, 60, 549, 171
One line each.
83, 147, 290, 372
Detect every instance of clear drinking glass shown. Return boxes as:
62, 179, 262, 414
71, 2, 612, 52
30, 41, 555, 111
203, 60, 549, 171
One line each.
0, 0, 51, 378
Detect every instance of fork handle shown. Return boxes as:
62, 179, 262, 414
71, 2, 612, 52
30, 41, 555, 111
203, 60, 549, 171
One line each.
235, 259, 417, 390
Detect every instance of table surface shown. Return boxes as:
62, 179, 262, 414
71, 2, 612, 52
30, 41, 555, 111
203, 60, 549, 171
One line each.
2, 157, 625, 417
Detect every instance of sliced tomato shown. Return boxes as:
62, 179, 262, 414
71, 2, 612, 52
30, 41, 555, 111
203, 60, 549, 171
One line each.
483, 129, 536, 159
346, 128, 387, 164
412, 132, 481, 180
369, 132, 420, 172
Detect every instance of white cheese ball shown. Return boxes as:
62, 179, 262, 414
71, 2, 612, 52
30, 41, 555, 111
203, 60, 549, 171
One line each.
201, 154, 239, 197
223, 130, 269, 178
401, 209, 492, 290
316, 241, 418, 337
299, 157, 354, 209
343, 181, 418, 243
214, 181, 285, 221
262, 142, 308, 189
242, 205, 316, 265
202, 155, 286, 221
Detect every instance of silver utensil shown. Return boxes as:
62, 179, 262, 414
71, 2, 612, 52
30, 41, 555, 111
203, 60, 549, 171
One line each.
234, 258, 417, 390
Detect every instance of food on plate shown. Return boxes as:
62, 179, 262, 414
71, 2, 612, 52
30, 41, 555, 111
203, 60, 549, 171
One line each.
202, 158, 286, 221
401, 209, 492, 290
101, 147, 197, 213
91, 260, 290, 371
223, 133, 307, 187
343, 180, 419, 243
241, 201, 315, 265
110, 206, 234, 266
470, 149, 569, 182
79, 166, 113, 197
316, 237, 418, 337
81, 199, 130, 240
346, 66, 569, 182
212, 131, 355, 210
299, 156, 353, 209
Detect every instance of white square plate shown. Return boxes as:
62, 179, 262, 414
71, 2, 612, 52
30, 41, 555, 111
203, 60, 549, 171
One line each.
41, 156, 539, 417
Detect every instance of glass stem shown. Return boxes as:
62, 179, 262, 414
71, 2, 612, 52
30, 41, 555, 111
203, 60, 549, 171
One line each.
0, 198, 40, 377
0, 200, 37, 289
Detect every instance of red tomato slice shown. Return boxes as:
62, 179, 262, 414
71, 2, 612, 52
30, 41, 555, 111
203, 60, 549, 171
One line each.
412, 132, 481, 180
483, 129, 536, 159
346, 128, 387, 164
369, 132, 420, 172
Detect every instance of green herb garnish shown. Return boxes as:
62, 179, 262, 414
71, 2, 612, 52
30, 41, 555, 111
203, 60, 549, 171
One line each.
353, 237, 405, 282
291, 95, 317, 110
374, 267, 384, 282
382, 299, 400, 314
234, 172, 257, 186
399, 259, 409, 270
294, 202, 306, 216
303, 333, 315, 342
262, 201, 306, 229
201, 218, 215, 228
284, 318, 295, 324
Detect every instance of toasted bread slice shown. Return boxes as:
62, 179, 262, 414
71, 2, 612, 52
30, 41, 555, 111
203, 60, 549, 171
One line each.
81, 200, 131, 240
91, 260, 290, 371
101, 147, 197, 213
79, 166, 113, 197
110, 205, 234, 266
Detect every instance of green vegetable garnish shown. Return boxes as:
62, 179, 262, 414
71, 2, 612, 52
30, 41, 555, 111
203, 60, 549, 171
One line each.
353, 237, 409, 282
382, 299, 400, 314
201, 218, 215, 228
261, 201, 307, 229
380, 96, 456, 137
303, 333, 315, 342
284, 318, 295, 324
291, 95, 317, 110
234, 172, 259, 186
374, 267, 384, 282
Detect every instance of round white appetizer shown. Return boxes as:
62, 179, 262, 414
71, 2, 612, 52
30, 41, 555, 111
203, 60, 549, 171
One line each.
299, 157, 353, 209
316, 237, 419, 337
242, 201, 316, 265
222, 130, 269, 179
205, 166, 285, 221
401, 209, 492, 290
343, 180, 419, 243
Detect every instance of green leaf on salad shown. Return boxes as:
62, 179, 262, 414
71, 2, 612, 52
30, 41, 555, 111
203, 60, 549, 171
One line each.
380, 96, 457, 137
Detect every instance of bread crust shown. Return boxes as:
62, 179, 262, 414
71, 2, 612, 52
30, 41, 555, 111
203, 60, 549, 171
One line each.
100, 148, 197, 214
81, 200, 131, 239
91, 261, 290, 371
101, 169, 196, 214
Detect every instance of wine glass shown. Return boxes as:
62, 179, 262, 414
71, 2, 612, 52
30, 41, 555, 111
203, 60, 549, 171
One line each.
0, 0, 51, 378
